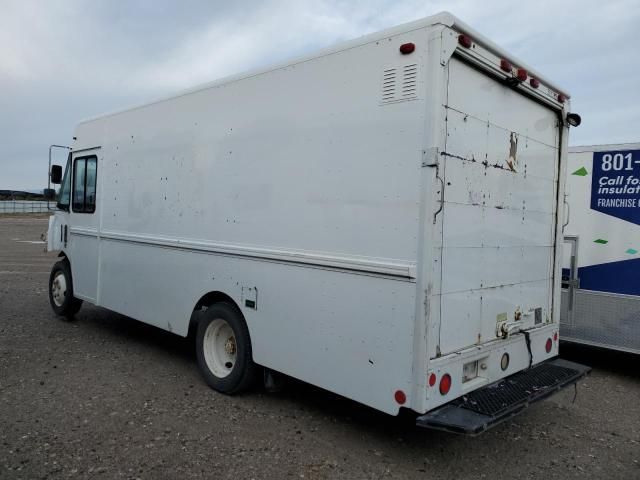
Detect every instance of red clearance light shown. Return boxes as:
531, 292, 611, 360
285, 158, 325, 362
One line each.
516, 68, 528, 81
439, 374, 452, 395
530, 78, 540, 89
428, 373, 436, 387
545, 338, 553, 353
557, 93, 567, 103
500, 59, 512, 73
399, 43, 415, 55
394, 390, 407, 404
554, 332, 559, 342
458, 34, 472, 48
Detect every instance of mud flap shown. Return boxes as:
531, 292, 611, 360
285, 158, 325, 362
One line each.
416, 358, 591, 435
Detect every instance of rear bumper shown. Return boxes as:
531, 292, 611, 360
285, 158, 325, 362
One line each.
416, 358, 590, 435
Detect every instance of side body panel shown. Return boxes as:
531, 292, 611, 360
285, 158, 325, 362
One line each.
561, 144, 640, 353
68, 27, 434, 414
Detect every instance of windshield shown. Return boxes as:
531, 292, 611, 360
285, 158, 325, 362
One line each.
57, 155, 72, 211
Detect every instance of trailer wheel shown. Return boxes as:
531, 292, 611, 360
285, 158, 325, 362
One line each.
196, 302, 257, 394
48, 260, 83, 319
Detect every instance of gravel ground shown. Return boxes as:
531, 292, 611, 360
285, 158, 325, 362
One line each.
1, 215, 639, 480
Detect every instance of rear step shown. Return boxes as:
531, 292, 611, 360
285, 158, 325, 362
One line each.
416, 358, 591, 435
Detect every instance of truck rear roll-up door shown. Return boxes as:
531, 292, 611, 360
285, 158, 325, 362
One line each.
437, 57, 561, 355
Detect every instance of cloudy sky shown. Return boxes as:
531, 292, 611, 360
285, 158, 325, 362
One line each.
1, 0, 638, 189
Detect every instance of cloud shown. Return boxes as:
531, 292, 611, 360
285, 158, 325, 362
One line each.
1, 0, 639, 188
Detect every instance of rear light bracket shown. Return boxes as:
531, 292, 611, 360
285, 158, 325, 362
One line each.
441, 27, 569, 110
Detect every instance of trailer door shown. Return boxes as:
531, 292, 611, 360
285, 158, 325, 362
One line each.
437, 57, 560, 355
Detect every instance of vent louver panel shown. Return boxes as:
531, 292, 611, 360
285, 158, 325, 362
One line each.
380, 63, 419, 104
381, 68, 397, 102
402, 64, 417, 98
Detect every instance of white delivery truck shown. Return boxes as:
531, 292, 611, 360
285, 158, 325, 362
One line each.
45, 12, 589, 434
561, 143, 640, 354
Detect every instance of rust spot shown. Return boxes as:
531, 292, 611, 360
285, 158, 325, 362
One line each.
441, 151, 471, 162
507, 132, 518, 172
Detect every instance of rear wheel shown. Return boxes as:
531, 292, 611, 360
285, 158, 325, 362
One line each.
195, 302, 257, 394
48, 260, 82, 319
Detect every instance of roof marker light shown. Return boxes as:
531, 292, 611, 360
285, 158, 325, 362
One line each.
458, 34, 472, 48
529, 78, 540, 89
399, 43, 415, 55
500, 59, 512, 73
557, 93, 567, 104
516, 68, 528, 81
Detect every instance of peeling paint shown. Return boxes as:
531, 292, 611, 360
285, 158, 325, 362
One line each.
506, 132, 518, 172
440, 151, 468, 162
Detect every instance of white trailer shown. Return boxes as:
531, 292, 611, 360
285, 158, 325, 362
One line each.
561, 143, 640, 354
45, 12, 588, 434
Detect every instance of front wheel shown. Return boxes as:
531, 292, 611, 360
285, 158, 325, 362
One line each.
48, 260, 82, 319
195, 302, 257, 394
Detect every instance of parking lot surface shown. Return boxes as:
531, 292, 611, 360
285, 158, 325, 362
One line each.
1, 216, 638, 479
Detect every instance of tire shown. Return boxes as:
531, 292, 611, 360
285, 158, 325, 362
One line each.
195, 302, 257, 394
48, 260, 83, 319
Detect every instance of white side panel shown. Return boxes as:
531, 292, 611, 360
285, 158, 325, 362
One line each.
69, 233, 99, 301
82, 29, 429, 268
66, 29, 431, 415
98, 238, 416, 414
565, 147, 640, 267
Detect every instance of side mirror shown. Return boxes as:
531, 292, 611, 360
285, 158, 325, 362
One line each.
50, 164, 63, 184
43, 188, 56, 200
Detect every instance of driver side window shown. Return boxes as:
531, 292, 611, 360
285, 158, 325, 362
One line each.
56, 156, 72, 211
72, 155, 98, 213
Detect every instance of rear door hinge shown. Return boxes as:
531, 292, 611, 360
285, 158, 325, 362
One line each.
422, 147, 439, 167
423, 148, 444, 224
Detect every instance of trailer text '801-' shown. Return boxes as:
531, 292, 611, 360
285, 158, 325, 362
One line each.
600, 152, 636, 171
591, 150, 640, 225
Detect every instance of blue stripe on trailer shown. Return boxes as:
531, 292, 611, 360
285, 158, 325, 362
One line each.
578, 257, 640, 295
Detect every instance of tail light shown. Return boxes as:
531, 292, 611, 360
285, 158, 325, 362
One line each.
439, 374, 452, 395
394, 390, 407, 404
545, 338, 553, 353
554, 332, 559, 342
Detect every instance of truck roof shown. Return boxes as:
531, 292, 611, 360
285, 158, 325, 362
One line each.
570, 142, 640, 153
78, 11, 571, 125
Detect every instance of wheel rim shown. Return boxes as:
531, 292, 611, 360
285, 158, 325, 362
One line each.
203, 318, 237, 378
51, 271, 67, 307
